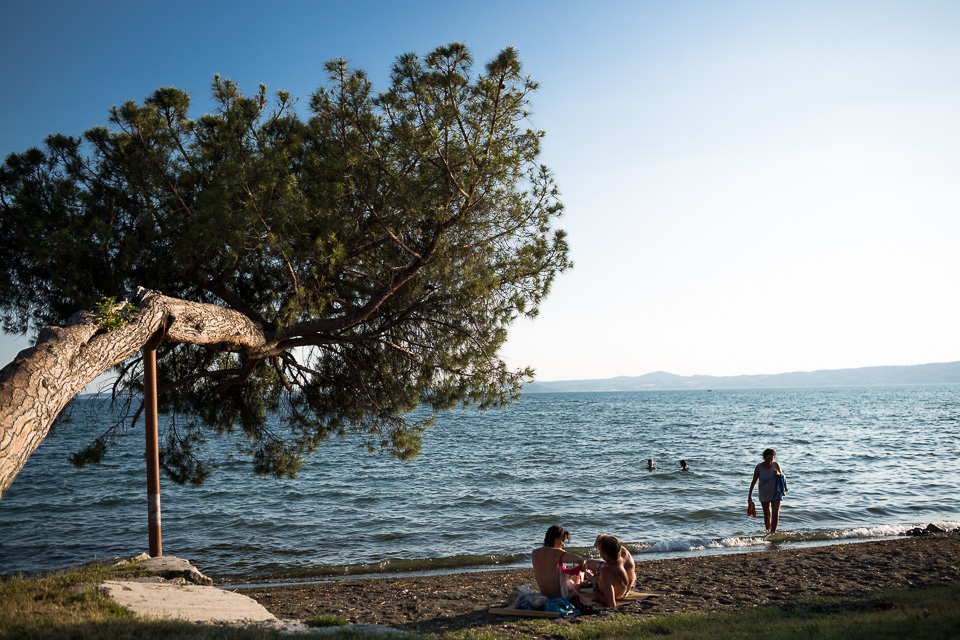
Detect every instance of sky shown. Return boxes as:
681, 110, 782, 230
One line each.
2, 0, 959, 382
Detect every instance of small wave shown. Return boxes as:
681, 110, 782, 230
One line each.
622, 542, 655, 554
764, 521, 960, 542
235, 551, 529, 581
642, 536, 770, 553
636, 521, 960, 555
828, 521, 960, 540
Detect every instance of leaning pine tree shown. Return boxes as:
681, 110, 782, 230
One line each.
0, 44, 570, 499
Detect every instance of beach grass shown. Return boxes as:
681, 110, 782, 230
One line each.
0, 562, 144, 627
306, 614, 349, 627
1, 563, 958, 639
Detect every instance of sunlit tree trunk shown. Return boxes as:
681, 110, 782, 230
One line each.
0, 289, 267, 499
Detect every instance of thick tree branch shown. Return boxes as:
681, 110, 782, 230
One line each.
0, 287, 269, 499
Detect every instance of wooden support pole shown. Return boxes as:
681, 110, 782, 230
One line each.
143, 337, 162, 557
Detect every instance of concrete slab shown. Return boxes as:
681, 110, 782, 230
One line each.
99, 555, 404, 633
100, 580, 277, 624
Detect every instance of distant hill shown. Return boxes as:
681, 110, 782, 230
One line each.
525, 361, 960, 393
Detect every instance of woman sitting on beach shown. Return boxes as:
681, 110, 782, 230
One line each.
531, 525, 587, 599
748, 448, 787, 534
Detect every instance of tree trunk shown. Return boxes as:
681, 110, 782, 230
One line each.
0, 288, 267, 500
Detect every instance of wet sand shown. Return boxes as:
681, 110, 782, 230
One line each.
240, 532, 960, 637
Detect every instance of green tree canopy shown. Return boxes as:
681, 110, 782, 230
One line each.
0, 44, 570, 486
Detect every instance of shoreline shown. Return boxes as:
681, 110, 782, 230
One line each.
219, 536, 907, 590
241, 531, 960, 637
218, 525, 954, 588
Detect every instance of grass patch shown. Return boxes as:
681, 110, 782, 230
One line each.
0, 562, 147, 627
307, 614, 349, 627
0, 562, 391, 640
451, 581, 960, 640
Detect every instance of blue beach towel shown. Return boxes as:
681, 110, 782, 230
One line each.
545, 598, 579, 616
776, 473, 788, 499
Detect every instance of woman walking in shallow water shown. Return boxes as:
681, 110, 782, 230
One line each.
748, 448, 786, 533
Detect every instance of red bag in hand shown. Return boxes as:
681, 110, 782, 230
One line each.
747, 501, 756, 517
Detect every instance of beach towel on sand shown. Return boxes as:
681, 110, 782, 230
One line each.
489, 588, 668, 618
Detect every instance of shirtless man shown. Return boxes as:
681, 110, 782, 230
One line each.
579, 533, 636, 607
531, 525, 586, 599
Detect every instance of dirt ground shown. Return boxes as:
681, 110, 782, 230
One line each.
237, 531, 960, 637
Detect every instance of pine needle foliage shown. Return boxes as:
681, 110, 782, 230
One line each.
0, 44, 570, 483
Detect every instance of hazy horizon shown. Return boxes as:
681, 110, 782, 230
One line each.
530, 358, 960, 384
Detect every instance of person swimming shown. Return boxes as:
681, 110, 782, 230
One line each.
679, 460, 689, 471
646, 458, 657, 470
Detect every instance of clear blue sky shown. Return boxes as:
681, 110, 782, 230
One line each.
2, 0, 959, 381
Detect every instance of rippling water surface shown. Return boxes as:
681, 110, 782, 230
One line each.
1, 385, 958, 579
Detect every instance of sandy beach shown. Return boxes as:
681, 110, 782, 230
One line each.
237, 531, 960, 637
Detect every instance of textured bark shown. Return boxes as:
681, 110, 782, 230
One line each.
0, 288, 267, 499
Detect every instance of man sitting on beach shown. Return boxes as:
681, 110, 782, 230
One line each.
579, 534, 636, 607
531, 525, 586, 599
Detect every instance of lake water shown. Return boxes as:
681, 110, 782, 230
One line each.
1, 385, 958, 581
